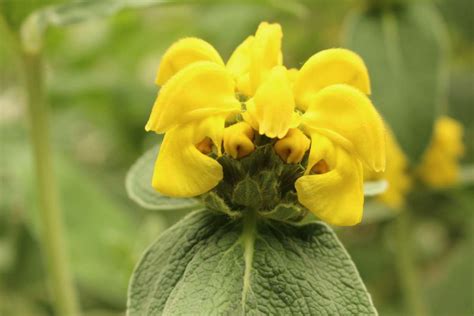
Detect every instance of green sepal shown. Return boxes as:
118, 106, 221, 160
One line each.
260, 203, 307, 222
201, 192, 240, 219
232, 177, 262, 209
201, 143, 307, 222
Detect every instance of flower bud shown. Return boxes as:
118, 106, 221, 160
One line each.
224, 122, 255, 159
274, 128, 310, 164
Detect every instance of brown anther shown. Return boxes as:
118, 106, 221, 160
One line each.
310, 159, 330, 174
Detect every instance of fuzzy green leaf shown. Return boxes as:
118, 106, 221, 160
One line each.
126, 146, 202, 211
127, 210, 377, 315
344, 3, 448, 161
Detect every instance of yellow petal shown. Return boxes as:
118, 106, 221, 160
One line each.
249, 22, 283, 94
248, 66, 296, 138
364, 129, 411, 209
274, 128, 310, 163
430, 116, 464, 157
301, 84, 385, 172
152, 117, 225, 197
241, 99, 259, 131
294, 48, 371, 111
146, 62, 241, 133
295, 132, 364, 226
227, 36, 254, 79
417, 116, 464, 188
156, 38, 224, 85
286, 68, 299, 85
223, 122, 255, 159
226, 22, 283, 96
236, 73, 253, 97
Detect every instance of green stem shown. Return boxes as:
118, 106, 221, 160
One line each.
22, 51, 80, 316
394, 211, 427, 316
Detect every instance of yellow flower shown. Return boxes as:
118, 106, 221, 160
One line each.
146, 62, 241, 196
364, 129, 411, 209
295, 85, 385, 225
417, 116, 464, 188
146, 22, 386, 226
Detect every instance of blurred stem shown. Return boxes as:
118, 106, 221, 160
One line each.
394, 211, 427, 316
22, 51, 80, 316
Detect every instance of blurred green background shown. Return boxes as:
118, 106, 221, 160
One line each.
0, 0, 472, 315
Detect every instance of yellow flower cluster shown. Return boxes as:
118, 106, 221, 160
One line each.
146, 22, 386, 226
366, 116, 464, 210
418, 116, 464, 188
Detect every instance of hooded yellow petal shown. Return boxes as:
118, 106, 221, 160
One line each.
225, 22, 282, 96
152, 117, 226, 197
295, 132, 364, 226
294, 48, 370, 111
156, 38, 224, 85
301, 84, 385, 172
247, 66, 296, 138
286, 68, 299, 85
249, 22, 283, 94
417, 116, 464, 188
223, 121, 255, 159
226, 36, 254, 95
227, 36, 254, 79
146, 62, 241, 133
274, 128, 310, 164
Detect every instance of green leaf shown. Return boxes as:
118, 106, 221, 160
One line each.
18, 0, 307, 54
19, 0, 171, 53
343, 3, 448, 161
127, 210, 377, 315
126, 145, 202, 211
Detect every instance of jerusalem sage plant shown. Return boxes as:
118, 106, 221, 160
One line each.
126, 22, 386, 315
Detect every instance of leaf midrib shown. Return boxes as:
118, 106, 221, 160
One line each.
240, 211, 257, 314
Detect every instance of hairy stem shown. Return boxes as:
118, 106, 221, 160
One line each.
22, 51, 80, 316
394, 211, 427, 316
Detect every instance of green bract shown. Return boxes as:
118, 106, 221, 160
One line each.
203, 142, 308, 222
127, 210, 377, 315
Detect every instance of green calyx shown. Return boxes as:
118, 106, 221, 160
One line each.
200, 142, 309, 222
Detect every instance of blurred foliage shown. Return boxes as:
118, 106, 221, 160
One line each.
344, 2, 447, 161
1, 0, 472, 315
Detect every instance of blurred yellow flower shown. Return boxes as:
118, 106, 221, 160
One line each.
146, 22, 386, 226
365, 116, 464, 211
417, 116, 464, 188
